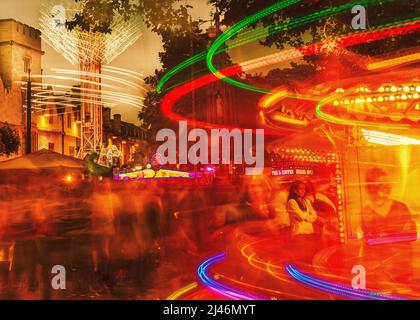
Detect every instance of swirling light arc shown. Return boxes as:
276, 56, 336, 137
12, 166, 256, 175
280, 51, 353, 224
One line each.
19, 68, 145, 116
161, 65, 289, 135
316, 80, 420, 129
158, 0, 399, 94
197, 253, 265, 300
285, 264, 407, 300
367, 234, 418, 245
205, 0, 403, 94
167, 282, 198, 300
362, 129, 420, 145
162, 21, 419, 132
240, 240, 409, 300
157, 0, 302, 94
218, 18, 420, 94
367, 52, 420, 71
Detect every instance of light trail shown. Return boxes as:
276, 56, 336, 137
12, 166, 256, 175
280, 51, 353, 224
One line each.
212, 18, 420, 93
50, 69, 145, 91
206, 0, 401, 93
367, 234, 418, 245
367, 51, 420, 70
285, 264, 407, 300
362, 129, 420, 145
102, 66, 145, 82
158, 0, 398, 93
197, 253, 265, 300
162, 21, 419, 132
167, 282, 198, 300
19, 68, 145, 111
316, 80, 420, 129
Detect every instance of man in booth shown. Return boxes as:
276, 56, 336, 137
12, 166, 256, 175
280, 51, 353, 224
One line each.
361, 167, 417, 240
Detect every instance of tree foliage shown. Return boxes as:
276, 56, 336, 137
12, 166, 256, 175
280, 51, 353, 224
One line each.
207, 0, 418, 92
137, 3, 217, 137
67, 0, 199, 35
0, 123, 20, 157
66, 0, 216, 136
209, 0, 419, 56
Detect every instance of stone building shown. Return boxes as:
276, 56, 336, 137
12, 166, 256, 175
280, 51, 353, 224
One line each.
0, 19, 79, 160
103, 107, 148, 167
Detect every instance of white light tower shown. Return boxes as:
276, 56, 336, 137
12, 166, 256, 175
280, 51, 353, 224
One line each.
40, 0, 142, 158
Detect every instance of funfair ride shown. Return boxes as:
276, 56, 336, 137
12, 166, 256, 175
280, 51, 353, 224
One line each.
39, 0, 143, 158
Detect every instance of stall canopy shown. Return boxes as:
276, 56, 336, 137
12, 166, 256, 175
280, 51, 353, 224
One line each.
0, 149, 85, 170
0, 149, 86, 184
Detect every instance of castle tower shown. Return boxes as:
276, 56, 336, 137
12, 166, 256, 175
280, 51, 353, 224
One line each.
0, 19, 43, 155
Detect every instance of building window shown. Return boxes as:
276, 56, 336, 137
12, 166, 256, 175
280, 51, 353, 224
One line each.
48, 143, 55, 152
67, 112, 72, 129
23, 57, 31, 74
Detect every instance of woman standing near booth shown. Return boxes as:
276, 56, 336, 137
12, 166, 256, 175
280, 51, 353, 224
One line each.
287, 181, 318, 260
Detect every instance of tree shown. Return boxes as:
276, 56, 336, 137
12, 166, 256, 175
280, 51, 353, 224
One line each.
66, 0, 218, 137
139, 20, 215, 136
205, 0, 418, 93
209, 0, 419, 56
138, 4, 228, 138
67, 0, 197, 34
0, 123, 20, 157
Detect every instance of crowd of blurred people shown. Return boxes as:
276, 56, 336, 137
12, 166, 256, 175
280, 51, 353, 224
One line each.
0, 173, 343, 299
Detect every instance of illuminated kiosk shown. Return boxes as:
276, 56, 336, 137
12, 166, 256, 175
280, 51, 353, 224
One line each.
262, 62, 420, 297
261, 59, 419, 241
267, 135, 345, 245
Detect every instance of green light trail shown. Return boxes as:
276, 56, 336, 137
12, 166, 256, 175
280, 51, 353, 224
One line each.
205, 0, 398, 94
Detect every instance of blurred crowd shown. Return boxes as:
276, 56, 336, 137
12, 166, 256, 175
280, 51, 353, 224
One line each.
0, 174, 340, 299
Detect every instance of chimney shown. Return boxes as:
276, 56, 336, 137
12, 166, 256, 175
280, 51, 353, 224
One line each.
103, 107, 111, 129
112, 113, 122, 135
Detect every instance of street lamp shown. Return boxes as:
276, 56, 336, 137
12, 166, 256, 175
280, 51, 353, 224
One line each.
25, 69, 32, 154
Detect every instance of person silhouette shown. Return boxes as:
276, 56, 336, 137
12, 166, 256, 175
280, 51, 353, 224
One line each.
361, 168, 416, 240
